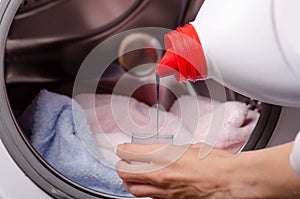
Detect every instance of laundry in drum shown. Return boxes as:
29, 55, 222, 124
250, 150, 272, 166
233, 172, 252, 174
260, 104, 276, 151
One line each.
19, 89, 259, 195
19, 90, 132, 197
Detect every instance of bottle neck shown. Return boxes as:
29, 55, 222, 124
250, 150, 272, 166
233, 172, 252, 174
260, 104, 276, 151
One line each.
155, 24, 208, 82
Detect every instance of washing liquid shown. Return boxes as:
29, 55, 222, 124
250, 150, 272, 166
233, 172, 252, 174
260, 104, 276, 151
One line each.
155, 0, 300, 107
155, 73, 160, 135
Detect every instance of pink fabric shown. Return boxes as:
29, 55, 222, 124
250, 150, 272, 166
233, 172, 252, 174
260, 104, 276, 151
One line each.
75, 94, 259, 160
170, 95, 259, 152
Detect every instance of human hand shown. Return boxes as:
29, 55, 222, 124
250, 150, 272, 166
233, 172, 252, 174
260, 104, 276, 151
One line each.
116, 143, 234, 199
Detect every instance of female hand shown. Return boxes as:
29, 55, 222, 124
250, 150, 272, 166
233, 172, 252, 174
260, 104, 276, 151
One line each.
116, 142, 300, 199
115, 143, 235, 199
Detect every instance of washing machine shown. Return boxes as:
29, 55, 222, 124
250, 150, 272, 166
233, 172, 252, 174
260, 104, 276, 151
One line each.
0, 0, 300, 198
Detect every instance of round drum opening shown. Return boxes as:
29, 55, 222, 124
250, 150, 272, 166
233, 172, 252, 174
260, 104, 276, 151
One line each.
0, 0, 281, 199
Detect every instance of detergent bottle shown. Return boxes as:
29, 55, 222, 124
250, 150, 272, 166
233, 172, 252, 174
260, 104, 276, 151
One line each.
155, 0, 300, 107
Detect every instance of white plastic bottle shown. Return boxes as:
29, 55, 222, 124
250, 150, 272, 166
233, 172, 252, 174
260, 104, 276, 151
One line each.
155, 0, 300, 108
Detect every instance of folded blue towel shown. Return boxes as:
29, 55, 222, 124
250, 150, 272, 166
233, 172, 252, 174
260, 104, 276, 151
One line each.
19, 90, 131, 197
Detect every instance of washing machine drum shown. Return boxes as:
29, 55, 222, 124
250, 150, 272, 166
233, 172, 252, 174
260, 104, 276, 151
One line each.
0, 0, 281, 198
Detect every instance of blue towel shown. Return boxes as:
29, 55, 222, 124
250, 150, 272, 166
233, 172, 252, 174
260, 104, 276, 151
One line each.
19, 90, 132, 197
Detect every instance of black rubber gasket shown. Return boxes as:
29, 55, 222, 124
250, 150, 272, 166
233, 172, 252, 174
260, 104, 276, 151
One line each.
243, 103, 281, 151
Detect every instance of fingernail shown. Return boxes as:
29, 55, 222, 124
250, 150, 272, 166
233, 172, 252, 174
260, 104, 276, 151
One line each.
114, 146, 118, 155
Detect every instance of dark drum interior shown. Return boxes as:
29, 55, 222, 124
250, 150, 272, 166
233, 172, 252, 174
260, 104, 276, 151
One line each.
5, 0, 205, 115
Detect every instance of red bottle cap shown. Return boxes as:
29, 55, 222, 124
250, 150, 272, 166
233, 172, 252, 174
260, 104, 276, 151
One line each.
155, 24, 208, 82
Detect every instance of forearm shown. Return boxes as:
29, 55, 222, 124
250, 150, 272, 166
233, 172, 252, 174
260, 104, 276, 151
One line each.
229, 142, 300, 198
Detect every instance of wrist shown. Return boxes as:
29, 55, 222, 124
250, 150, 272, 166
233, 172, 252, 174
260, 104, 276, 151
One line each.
228, 143, 300, 199
227, 151, 263, 198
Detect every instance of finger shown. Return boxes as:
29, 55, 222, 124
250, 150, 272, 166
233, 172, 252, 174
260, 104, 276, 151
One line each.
116, 160, 156, 174
117, 144, 190, 169
123, 181, 167, 198
116, 161, 153, 184
190, 142, 203, 148
118, 144, 167, 153
116, 144, 170, 163
116, 160, 163, 177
